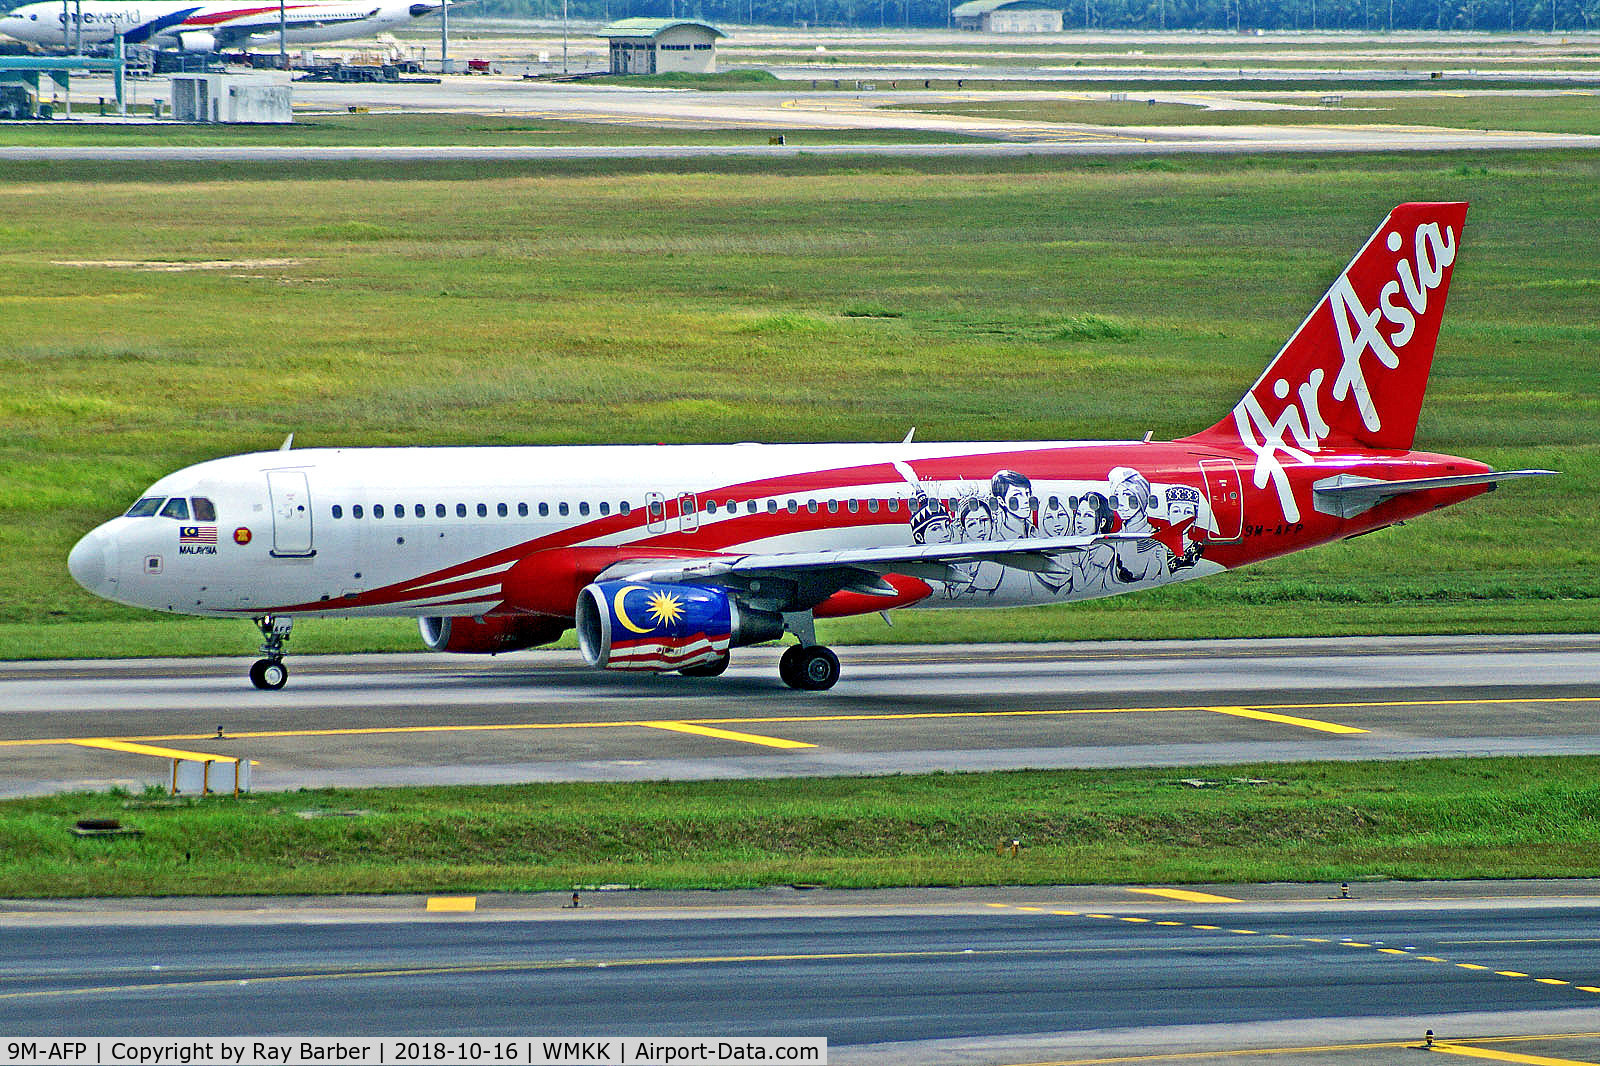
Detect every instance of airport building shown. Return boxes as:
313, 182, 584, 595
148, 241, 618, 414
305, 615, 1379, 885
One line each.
951, 0, 1064, 31
597, 18, 725, 75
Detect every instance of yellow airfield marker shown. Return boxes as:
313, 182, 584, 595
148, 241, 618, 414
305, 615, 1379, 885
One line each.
426, 897, 477, 913
1128, 888, 1242, 904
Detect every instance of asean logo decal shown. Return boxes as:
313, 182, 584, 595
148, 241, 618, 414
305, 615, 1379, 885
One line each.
233, 527, 252, 545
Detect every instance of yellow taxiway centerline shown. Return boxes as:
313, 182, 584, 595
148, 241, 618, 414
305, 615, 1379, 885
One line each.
1126, 888, 1243, 904
12, 695, 1600, 753
640, 721, 815, 749
65, 738, 243, 763
1429, 1045, 1600, 1066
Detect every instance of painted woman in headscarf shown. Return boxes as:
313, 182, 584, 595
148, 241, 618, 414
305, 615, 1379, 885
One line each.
1107, 466, 1168, 584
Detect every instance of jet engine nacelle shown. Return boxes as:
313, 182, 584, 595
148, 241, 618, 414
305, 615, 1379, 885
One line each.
576, 580, 782, 672
419, 614, 567, 654
173, 31, 217, 51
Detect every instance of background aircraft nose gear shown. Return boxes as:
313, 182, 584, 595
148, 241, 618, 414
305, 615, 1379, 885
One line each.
249, 615, 293, 690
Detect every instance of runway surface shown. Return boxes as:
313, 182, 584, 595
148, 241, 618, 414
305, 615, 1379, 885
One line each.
3, 635, 1598, 796
17, 72, 1600, 160
3, 883, 1600, 1064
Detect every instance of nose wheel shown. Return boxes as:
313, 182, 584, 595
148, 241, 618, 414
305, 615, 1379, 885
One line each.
779, 644, 839, 691
249, 615, 293, 691
249, 658, 288, 690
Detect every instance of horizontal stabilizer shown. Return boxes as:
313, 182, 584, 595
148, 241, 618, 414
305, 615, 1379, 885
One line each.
1312, 469, 1555, 519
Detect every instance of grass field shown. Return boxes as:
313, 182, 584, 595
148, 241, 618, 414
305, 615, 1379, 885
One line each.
4, 756, 1597, 896
2, 149, 1596, 660
894, 93, 1600, 134
0, 112, 980, 148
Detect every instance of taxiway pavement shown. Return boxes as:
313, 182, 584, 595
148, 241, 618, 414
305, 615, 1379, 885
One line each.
2, 883, 1599, 1064
3, 635, 1598, 796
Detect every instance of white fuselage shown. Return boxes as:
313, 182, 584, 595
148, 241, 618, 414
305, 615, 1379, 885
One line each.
67, 441, 1227, 620
0, 0, 437, 49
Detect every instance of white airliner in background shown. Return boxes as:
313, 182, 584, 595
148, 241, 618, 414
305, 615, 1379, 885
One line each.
68, 203, 1551, 692
0, 0, 446, 51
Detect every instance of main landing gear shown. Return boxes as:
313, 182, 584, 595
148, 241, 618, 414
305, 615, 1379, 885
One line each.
249, 615, 293, 690
777, 610, 840, 691
778, 644, 840, 691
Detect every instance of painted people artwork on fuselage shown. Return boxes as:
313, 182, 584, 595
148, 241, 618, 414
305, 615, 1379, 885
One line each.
903, 467, 1219, 606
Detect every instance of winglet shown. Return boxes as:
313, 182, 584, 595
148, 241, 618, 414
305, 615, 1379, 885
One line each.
280, 433, 294, 451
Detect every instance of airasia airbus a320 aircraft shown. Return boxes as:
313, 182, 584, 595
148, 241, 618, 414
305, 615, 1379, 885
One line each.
68, 202, 1550, 692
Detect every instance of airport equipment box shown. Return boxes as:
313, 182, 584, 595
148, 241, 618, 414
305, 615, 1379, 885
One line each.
170, 74, 291, 123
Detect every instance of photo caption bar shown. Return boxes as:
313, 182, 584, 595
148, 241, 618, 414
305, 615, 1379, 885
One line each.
0, 1040, 826, 1066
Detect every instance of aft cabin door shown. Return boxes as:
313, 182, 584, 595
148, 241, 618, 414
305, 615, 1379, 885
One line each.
266, 470, 315, 557
1198, 459, 1243, 542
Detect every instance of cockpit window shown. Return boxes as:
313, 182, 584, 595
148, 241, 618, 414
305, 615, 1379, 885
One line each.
192, 497, 216, 522
125, 496, 165, 518
159, 498, 190, 521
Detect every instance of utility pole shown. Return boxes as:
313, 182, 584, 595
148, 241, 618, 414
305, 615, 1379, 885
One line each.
279, 0, 287, 69
561, 0, 568, 73
441, 0, 449, 73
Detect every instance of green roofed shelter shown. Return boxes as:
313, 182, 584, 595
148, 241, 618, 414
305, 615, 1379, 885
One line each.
951, 0, 1063, 31
597, 18, 725, 75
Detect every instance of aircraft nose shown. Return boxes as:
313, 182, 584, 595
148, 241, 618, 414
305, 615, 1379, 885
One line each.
68, 525, 117, 597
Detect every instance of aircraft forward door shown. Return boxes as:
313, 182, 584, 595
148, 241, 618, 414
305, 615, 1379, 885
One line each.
645, 492, 668, 534
1198, 459, 1243, 542
266, 470, 315, 557
677, 493, 699, 534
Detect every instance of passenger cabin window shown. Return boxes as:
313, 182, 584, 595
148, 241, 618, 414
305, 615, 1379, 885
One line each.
353, 505, 364, 519
868, 499, 880, 513
374, 505, 385, 519
518, 503, 528, 517
579, 502, 590, 516
436, 504, 446, 518
539, 502, 549, 517
497, 503, 508, 518
192, 497, 217, 521
456, 504, 467, 518
621, 502, 632, 516
415, 504, 425, 519
707, 501, 718, 515
159, 498, 190, 521
559, 502, 569, 517
125, 497, 165, 518
332, 505, 344, 520
477, 504, 488, 517
599, 502, 610, 516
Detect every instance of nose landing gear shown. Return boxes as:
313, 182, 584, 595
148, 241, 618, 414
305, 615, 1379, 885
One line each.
249, 615, 293, 690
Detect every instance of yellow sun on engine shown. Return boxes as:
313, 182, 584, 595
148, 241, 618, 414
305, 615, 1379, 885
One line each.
646, 591, 685, 627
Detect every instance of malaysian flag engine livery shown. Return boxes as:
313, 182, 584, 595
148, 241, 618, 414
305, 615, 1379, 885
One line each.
68, 203, 1553, 692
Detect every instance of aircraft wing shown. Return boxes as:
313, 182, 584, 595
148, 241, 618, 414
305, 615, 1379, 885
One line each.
1312, 469, 1555, 519
608, 532, 1151, 599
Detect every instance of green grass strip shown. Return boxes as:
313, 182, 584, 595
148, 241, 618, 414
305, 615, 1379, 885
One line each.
7, 756, 1600, 897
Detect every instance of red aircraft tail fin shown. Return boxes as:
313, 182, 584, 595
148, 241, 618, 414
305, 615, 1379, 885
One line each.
1184, 202, 1468, 455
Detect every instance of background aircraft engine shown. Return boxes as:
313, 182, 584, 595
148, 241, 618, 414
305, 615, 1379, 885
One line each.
173, 31, 217, 50
419, 614, 567, 655
576, 581, 780, 671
